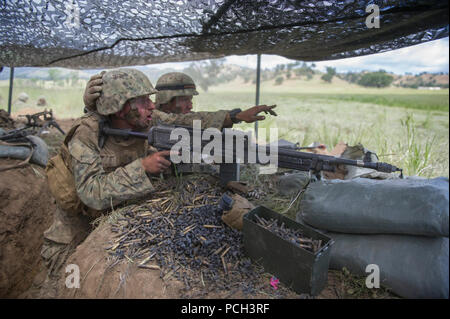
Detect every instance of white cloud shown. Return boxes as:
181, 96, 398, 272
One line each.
314, 38, 449, 74
149, 61, 190, 70
225, 55, 293, 69
146, 37, 449, 75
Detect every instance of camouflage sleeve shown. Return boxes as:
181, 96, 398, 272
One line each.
68, 135, 155, 211
153, 109, 229, 129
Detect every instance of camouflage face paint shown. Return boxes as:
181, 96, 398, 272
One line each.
124, 96, 153, 130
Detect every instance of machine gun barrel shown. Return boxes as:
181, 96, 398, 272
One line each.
100, 124, 403, 178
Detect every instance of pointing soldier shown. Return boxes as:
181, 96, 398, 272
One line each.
84, 71, 277, 124
42, 68, 277, 272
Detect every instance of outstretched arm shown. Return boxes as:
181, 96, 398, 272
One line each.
222, 104, 277, 127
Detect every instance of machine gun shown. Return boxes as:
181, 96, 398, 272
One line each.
17, 108, 65, 136
99, 122, 403, 184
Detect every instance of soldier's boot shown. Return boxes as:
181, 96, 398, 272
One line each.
41, 206, 92, 275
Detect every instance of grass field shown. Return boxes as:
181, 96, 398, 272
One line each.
1, 75, 448, 178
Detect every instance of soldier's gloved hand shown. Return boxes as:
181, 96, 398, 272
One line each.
83, 71, 106, 109
141, 150, 173, 175
236, 104, 277, 123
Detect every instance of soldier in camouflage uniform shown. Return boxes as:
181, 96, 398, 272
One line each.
84, 71, 277, 175
154, 72, 198, 114
84, 71, 277, 119
42, 68, 276, 272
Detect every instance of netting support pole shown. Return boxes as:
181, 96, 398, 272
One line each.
7, 67, 14, 114
254, 54, 261, 142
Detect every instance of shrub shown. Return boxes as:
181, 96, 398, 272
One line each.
358, 71, 394, 88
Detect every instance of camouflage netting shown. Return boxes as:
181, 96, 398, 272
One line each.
0, 0, 448, 68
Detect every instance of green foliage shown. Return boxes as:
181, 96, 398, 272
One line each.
399, 114, 435, 177
275, 77, 284, 85
47, 69, 61, 82
358, 71, 394, 88
294, 62, 315, 79
338, 72, 361, 84
326, 67, 336, 76
321, 73, 333, 83
70, 71, 79, 85
183, 59, 227, 92
321, 93, 448, 112
321, 66, 336, 83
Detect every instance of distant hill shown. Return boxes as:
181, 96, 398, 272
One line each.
0, 66, 181, 83
0, 67, 97, 81
0, 64, 448, 90
392, 73, 449, 88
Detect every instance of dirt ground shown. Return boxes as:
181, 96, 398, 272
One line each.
0, 159, 55, 298
0, 112, 65, 298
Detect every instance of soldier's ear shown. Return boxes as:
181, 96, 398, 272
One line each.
116, 102, 130, 119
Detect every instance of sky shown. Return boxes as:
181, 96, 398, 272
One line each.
151, 37, 449, 75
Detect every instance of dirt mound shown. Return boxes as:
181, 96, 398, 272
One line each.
0, 109, 15, 129
54, 223, 186, 298
45, 221, 347, 299
48, 222, 286, 299
0, 159, 55, 298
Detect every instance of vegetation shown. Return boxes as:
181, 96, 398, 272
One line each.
321, 67, 336, 83
47, 69, 61, 82
275, 77, 284, 85
196, 80, 449, 179
358, 70, 394, 88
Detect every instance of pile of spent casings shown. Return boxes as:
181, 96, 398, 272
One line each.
106, 176, 292, 298
254, 215, 323, 253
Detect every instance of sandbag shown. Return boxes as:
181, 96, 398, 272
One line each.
298, 177, 449, 237
329, 233, 449, 299
26, 135, 49, 166
0, 135, 48, 167
277, 172, 310, 196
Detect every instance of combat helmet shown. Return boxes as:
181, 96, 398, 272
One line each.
96, 68, 157, 115
18, 92, 29, 102
155, 72, 199, 107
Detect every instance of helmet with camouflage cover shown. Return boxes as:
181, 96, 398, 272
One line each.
18, 92, 29, 102
155, 72, 199, 107
96, 68, 157, 115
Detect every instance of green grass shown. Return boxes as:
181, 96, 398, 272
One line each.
319, 93, 448, 112
194, 83, 448, 178
0, 80, 86, 118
